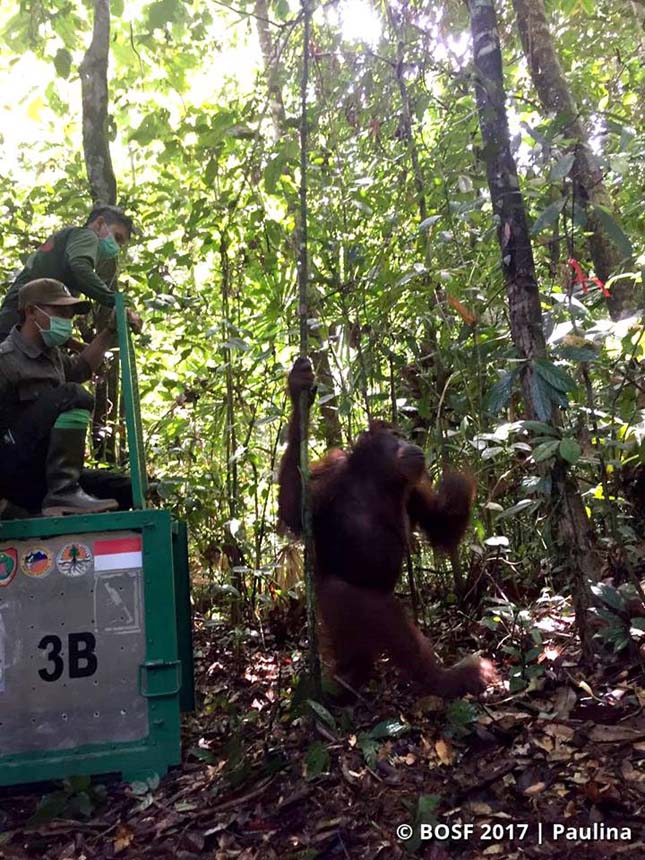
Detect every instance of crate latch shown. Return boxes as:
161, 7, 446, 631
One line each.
139, 660, 182, 698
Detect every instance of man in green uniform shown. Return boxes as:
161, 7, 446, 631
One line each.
0, 204, 134, 342
0, 278, 133, 516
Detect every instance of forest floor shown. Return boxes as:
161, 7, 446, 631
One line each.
0, 610, 643, 860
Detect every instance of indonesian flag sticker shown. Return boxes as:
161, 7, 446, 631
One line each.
94, 536, 143, 571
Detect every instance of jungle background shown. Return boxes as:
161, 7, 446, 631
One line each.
0, 0, 644, 857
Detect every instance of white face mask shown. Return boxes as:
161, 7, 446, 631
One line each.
35, 306, 73, 348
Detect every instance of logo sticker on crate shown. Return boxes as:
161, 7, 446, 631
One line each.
21, 547, 53, 578
0, 549, 17, 587
57, 543, 93, 578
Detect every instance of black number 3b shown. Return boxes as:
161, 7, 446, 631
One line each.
38, 632, 98, 682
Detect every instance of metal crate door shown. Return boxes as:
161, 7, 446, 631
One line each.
0, 510, 182, 786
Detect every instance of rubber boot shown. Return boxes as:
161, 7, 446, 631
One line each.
41, 427, 118, 516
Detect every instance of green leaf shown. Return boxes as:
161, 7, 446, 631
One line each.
304, 741, 330, 780
559, 438, 581, 464
189, 746, 216, 763
419, 215, 441, 232
533, 439, 560, 463
521, 420, 559, 437
528, 372, 553, 422
533, 359, 577, 393
531, 198, 566, 235
308, 699, 336, 730
274, 0, 290, 19
1, 13, 30, 51
369, 718, 409, 740
52, 14, 80, 49
130, 114, 160, 146
148, 0, 179, 30
496, 499, 539, 520
591, 204, 634, 260
64, 775, 91, 793
487, 371, 515, 414
591, 583, 626, 611
264, 154, 288, 195
558, 346, 597, 362
70, 792, 93, 818
53, 48, 72, 80
415, 793, 441, 822
28, 791, 68, 827
358, 734, 379, 768
550, 153, 575, 181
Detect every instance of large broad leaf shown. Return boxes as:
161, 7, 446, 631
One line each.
1, 12, 30, 51
28, 791, 68, 826
591, 583, 626, 611
369, 718, 409, 740
130, 114, 162, 146
591, 204, 634, 260
521, 420, 559, 437
148, 0, 180, 30
533, 359, 577, 393
531, 198, 566, 235
358, 735, 379, 768
53, 48, 71, 80
559, 346, 598, 362
550, 153, 575, 181
533, 439, 560, 463
496, 499, 540, 520
304, 741, 330, 780
419, 215, 441, 232
529, 372, 554, 422
307, 699, 336, 730
486, 371, 515, 414
559, 438, 582, 464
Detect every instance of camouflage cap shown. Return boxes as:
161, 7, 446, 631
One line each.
18, 279, 91, 314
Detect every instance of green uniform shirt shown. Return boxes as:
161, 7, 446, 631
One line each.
0, 326, 92, 432
0, 226, 116, 337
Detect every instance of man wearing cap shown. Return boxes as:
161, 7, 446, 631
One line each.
0, 205, 138, 342
0, 278, 133, 516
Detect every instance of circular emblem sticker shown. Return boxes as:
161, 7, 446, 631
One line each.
0, 548, 17, 587
57, 542, 93, 577
21, 547, 54, 578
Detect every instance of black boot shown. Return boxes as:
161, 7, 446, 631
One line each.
41, 427, 118, 516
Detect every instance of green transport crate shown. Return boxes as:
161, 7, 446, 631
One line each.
0, 294, 194, 786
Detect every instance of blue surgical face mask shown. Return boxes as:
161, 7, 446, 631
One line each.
98, 232, 120, 260
35, 306, 73, 348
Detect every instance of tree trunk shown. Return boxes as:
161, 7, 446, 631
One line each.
512, 0, 635, 320
385, 2, 446, 451
254, 0, 343, 449
468, 0, 600, 659
79, 0, 117, 206
254, 0, 288, 138
80, 0, 119, 463
220, 236, 244, 625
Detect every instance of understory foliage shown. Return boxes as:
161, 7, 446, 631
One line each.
0, 0, 643, 644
